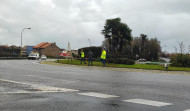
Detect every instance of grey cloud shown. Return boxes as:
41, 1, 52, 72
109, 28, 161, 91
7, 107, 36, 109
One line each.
0, 0, 189, 52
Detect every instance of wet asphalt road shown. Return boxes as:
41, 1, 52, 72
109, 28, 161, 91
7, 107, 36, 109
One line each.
0, 60, 190, 111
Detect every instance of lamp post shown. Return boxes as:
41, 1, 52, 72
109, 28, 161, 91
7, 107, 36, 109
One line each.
88, 39, 91, 47
20, 28, 31, 57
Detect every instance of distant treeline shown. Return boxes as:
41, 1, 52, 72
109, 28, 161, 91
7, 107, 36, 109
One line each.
101, 18, 161, 61
0, 46, 20, 57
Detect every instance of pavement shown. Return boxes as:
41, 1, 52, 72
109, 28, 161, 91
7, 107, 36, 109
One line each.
0, 60, 190, 111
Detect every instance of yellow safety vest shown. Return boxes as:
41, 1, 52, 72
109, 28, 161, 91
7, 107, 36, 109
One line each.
81, 52, 84, 57
101, 50, 106, 59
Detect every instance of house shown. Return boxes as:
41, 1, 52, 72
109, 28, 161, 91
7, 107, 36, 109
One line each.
0, 45, 10, 49
26, 46, 34, 55
22, 45, 34, 55
0, 45, 20, 56
0, 45, 10, 56
10, 45, 20, 55
33, 42, 60, 57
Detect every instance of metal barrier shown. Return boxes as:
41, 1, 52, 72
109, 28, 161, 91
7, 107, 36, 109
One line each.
0, 57, 28, 60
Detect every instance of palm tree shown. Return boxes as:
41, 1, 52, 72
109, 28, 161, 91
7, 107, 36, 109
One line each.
102, 18, 132, 57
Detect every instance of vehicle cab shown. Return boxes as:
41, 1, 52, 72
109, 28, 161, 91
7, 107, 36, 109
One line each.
28, 53, 40, 60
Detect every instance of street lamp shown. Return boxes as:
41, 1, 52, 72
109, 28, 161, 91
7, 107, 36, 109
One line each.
20, 28, 31, 57
88, 39, 91, 47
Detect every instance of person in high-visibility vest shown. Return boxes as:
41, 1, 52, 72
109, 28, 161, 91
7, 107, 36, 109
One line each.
80, 49, 86, 64
100, 48, 106, 67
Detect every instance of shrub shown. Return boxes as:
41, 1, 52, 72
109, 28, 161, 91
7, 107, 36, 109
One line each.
125, 58, 135, 65
170, 54, 190, 67
114, 58, 122, 64
107, 58, 135, 65
106, 58, 114, 63
96, 57, 101, 62
78, 46, 102, 59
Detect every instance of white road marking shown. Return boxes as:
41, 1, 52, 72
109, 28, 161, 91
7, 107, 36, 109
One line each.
16, 75, 76, 84
0, 78, 29, 85
0, 91, 31, 94
0, 79, 79, 93
0, 90, 76, 94
33, 61, 46, 65
78, 92, 119, 98
32, 85, 79, 92
123, 99, 172, 107
184, 109, 190, 111
33, 61, 39, 64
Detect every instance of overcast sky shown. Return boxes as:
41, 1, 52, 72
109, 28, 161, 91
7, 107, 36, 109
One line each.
0, 0, 189, 52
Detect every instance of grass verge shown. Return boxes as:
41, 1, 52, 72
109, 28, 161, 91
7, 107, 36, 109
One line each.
55, 59, 190, 72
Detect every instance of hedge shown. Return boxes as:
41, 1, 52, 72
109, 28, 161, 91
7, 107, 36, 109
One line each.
170, 54, 190, 67
107, 58, 135, 65
78, 46, 102, 58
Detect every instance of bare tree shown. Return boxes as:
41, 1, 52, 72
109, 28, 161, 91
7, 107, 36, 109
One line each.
178, 42, 185, 54
173, 46, 177, 53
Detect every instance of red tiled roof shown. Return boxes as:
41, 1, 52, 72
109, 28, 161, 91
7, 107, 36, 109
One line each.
33, 42, 52, 49
41, 43, 52, 48
33, 42, 47, 49
0, 45, 10, 48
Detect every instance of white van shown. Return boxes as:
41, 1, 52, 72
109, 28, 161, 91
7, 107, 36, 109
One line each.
28, 53, 40, 60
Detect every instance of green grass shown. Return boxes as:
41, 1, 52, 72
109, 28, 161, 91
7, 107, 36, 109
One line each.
56, 59, 190, 71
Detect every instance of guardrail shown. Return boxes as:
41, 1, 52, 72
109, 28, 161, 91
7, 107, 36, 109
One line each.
139, 61, 171, 65
0, 57, 28, 60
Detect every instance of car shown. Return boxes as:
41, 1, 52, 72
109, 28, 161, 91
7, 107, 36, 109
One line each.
40, 55, 47, 60
138, 58, 146, 62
